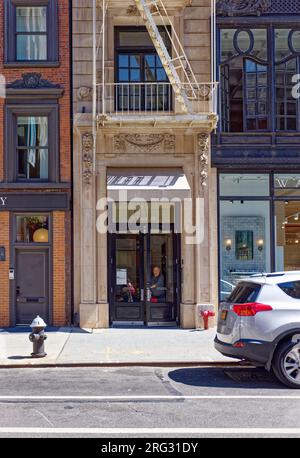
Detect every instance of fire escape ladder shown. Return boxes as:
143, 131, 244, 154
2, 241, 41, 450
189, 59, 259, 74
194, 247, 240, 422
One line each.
133, 0, 198, 114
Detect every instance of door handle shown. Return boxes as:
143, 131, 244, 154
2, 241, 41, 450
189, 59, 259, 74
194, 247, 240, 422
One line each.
140, 289, 144, 301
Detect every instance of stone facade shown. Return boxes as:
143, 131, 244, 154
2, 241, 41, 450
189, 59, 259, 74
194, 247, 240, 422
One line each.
73, 0, 218, 328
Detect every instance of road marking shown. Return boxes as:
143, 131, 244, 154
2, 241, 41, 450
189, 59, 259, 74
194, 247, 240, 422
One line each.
0, 427, 299, 435
0, 395, 299, 400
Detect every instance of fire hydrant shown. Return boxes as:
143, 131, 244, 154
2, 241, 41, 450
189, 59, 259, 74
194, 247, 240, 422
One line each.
201, 310, 215, 330
29, 316, 47, 358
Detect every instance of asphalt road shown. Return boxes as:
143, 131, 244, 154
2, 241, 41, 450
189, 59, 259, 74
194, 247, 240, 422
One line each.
0, 366, 299, 438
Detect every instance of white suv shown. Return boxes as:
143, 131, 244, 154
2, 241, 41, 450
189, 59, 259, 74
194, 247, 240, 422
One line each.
215, 271, 300, 388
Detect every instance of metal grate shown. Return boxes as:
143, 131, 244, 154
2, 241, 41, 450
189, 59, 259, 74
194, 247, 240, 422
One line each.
269, 0, 300, 14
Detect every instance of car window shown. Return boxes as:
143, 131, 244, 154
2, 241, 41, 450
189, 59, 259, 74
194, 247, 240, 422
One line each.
278, 281, 300, 299
227, 282, 261, 303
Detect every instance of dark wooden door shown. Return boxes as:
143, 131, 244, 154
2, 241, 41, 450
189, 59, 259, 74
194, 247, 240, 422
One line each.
15, 249, 49, 325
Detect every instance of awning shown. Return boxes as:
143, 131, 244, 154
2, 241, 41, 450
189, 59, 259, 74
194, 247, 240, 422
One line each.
107, 169, 191, 200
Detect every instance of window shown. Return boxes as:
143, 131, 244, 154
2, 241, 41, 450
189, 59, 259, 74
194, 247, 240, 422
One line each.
275, 201, 300, 272
15, 215, 49, 243
16, 6, 47, 61
219, 26, 300, 132
5, 104, 59, 183
115, 27, 171, 111
227, 282, 261, 304
5, 0, 58, 65
278, 281, 300, 299
17, 116, 48, 180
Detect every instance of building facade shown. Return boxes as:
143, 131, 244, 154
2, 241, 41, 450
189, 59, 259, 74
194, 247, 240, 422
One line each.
73, 0, 219, 328
213, 0, 300, 299
0, 0, 71, 327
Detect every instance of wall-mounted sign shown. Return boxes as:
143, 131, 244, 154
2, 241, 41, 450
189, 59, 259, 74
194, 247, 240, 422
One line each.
0, 197, 7, 207
0, 193, 70, 211
9, 269, 14, 280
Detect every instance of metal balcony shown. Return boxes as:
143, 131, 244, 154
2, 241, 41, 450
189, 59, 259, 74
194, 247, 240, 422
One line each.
96, 82, 218, 126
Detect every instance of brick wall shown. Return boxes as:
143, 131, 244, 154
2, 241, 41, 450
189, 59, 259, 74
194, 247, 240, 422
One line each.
53, 211, 66, 326
0, 212, 10, 327
0, 1, 71, 327
0, 0, 71, 182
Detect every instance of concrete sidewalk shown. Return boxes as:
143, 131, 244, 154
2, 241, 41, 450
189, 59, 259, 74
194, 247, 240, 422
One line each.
0, 326, 238, 367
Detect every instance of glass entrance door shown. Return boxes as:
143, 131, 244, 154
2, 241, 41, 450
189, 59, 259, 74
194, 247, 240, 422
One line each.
109, 231, 180, 325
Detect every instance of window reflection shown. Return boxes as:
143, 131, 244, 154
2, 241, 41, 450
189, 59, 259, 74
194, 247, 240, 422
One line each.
16, 215, 49, 243
275, 201, 300, 271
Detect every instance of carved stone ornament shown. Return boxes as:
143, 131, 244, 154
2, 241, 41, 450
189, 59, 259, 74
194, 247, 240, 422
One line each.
8, 73, 60, 89
198, 134, 210, 188
126, 4, 164, 16
77, 86, 92, 101
217, 0, 271, 16
114, 134, 175, 154
82, 133, 94, 185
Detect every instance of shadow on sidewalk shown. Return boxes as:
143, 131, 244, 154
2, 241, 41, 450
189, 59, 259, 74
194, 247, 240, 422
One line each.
168, 367, 285, 390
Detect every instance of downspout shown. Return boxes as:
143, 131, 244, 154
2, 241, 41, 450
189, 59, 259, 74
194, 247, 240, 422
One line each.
69, 0, 75, 325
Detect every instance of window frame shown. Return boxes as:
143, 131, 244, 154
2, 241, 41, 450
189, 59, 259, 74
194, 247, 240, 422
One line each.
218, 24, 300, 133
5, 0, 59, 66
5, 104, 59, 184
114, 26, 172, 112
13, 212, 51, 246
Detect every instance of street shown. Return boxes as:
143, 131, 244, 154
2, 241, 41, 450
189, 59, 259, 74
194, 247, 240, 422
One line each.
0, 366, 299, 438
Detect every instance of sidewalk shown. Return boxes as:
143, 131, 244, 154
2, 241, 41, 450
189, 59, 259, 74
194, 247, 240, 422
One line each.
0, 326, 239, 367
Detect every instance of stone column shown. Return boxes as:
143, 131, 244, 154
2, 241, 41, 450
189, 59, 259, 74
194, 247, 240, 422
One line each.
194, 133, 215, 328
79, 131, 98, 328
96, 164, 109, 327
180, 163, 196, 328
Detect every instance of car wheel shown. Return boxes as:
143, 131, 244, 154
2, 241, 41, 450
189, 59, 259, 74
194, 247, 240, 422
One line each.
272, 340, 300, 388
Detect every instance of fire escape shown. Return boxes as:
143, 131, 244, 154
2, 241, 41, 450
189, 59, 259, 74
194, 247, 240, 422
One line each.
93, 0, 218, 126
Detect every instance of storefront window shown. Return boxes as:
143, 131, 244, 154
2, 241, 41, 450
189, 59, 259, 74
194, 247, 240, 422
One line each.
274, 174, 300, 196
219, 173, 269, 196
16, 215, 49, 243
220, 200, 271, 301
275, 201, 300, 271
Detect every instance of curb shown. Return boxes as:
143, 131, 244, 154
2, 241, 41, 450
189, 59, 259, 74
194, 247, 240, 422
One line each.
0, 360, 253, 369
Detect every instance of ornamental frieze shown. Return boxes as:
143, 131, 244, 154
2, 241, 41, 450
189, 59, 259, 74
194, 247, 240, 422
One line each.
114, 134, 175, 154
198, 134, 210, 188
217, 0, 271, 16
82, 132, 94, 185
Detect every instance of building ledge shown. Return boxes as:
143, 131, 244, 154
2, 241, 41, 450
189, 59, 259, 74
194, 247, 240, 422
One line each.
97, 113, 218, 131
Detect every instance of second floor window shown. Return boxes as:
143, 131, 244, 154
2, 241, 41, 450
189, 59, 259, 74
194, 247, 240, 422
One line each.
16, 6, 48, 61
115, 27, 171, 112
219, 27, 300, 133
17, 116, 49, 180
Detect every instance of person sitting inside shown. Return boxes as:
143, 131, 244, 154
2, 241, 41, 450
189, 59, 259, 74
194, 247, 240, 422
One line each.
150, 266, 166, 302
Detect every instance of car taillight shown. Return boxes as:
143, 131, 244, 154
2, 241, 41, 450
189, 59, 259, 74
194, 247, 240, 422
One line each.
233, 302, 273, 316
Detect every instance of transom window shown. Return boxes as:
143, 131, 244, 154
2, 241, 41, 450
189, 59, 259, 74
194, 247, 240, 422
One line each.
17, 116, 49, 180
219, 27, 300, 132
16, 6, 48, 61
115, 27, 171, 112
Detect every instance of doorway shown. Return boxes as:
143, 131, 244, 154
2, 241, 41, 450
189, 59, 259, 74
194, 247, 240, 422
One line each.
108, 231, 181, 325
15, 249, 49, 325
